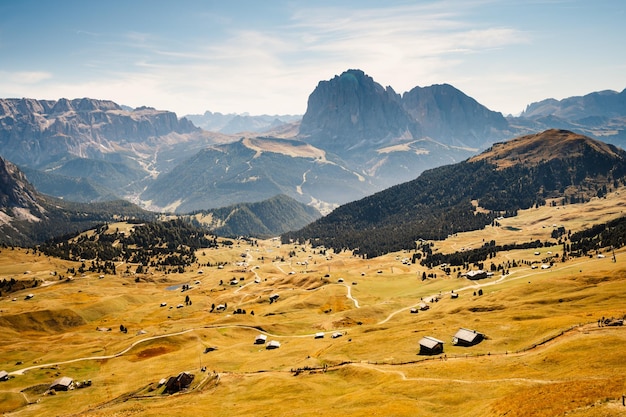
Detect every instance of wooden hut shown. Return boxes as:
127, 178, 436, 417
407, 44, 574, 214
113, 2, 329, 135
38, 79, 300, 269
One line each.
266, 340, 281, 349
418, 336, 444, 355
164, 372, 194, 394
452, 328, 484, 346
50, 376, 74, 391
254, 334, 267, 344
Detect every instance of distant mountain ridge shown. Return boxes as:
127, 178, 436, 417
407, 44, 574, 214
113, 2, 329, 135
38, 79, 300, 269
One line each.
1, 70, 625, 217
185, 110, 301, 134
282, 129, 626, 257
0, 98, 198, 168
0, 97, 229, 202
521, 88, 626, 120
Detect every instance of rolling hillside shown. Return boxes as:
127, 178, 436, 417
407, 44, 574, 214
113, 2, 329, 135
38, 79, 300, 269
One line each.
184, 194, 321, 238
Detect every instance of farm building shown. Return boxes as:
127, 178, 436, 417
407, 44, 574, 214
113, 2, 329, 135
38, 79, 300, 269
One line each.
418, 336, 444, 355
331, 332, 343, 339
419, 302, 429, 311
164, 372, 194, 394
0, 370, 8, 381
255, 334, 267, 344
463, 270, 488, 280
266, 340, 281, 349
314, 332, 325, 339
452, 328, 484, 346
50, 376, 74, 391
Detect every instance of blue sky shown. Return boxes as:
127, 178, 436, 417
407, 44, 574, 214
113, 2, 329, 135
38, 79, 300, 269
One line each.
0, 0, 624, 116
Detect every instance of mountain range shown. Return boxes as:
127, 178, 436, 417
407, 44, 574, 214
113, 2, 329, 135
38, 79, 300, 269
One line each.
0, 69, 625, 244
185, 110, 301, 134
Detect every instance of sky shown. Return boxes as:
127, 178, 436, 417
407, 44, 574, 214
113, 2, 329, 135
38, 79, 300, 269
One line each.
0, 0, 624, 117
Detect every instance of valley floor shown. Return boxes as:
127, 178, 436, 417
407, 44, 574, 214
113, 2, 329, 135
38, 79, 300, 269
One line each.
1, 196, 626, 416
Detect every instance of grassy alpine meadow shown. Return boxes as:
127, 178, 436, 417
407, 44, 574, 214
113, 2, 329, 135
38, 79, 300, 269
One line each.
1, 192, 626, 416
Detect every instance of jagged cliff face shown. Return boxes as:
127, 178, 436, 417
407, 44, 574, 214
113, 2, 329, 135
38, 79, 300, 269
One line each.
299, 69, 421, 154
0, 156, 42, 214
401, 84, 510, 148
299, 69, 512, 154
0, 98, 198, 168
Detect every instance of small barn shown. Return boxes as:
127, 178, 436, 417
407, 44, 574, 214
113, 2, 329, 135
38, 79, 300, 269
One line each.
463, 270, 488, 280
418, 336, 444, 355
50, 376, 74, 391
266, 340, 281, 349
452, 328, 484, 346
0, 370, 8, 381
254, 334, 267, 344
164, 372, 194, 394
314, 332, 325, 339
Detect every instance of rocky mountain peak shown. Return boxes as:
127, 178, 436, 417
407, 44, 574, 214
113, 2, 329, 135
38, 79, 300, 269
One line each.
299, 69, 421, 154
298, 69, 513, 155
401, 83, 509, 148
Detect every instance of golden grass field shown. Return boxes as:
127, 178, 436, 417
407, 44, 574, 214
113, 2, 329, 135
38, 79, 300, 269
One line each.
1, 190, 626, 416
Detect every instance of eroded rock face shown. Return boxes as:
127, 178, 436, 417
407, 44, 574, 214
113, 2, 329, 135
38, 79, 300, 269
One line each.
299, 69, 511, 155
0, 156, 40, 210
401, 83, 509, 149
0, 98, 198, 168
299, 69, 421, 155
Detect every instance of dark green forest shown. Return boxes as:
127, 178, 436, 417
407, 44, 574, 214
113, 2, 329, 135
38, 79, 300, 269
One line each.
37, 219, 218, 273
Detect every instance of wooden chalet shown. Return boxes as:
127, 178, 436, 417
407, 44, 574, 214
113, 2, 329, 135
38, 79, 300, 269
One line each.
164, 371, 194, 394
452, 328, 484, 346
50, 376, 74, 391
463, 270, 488, 280
266, 340, 281, 349
418, 336, 444, 355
